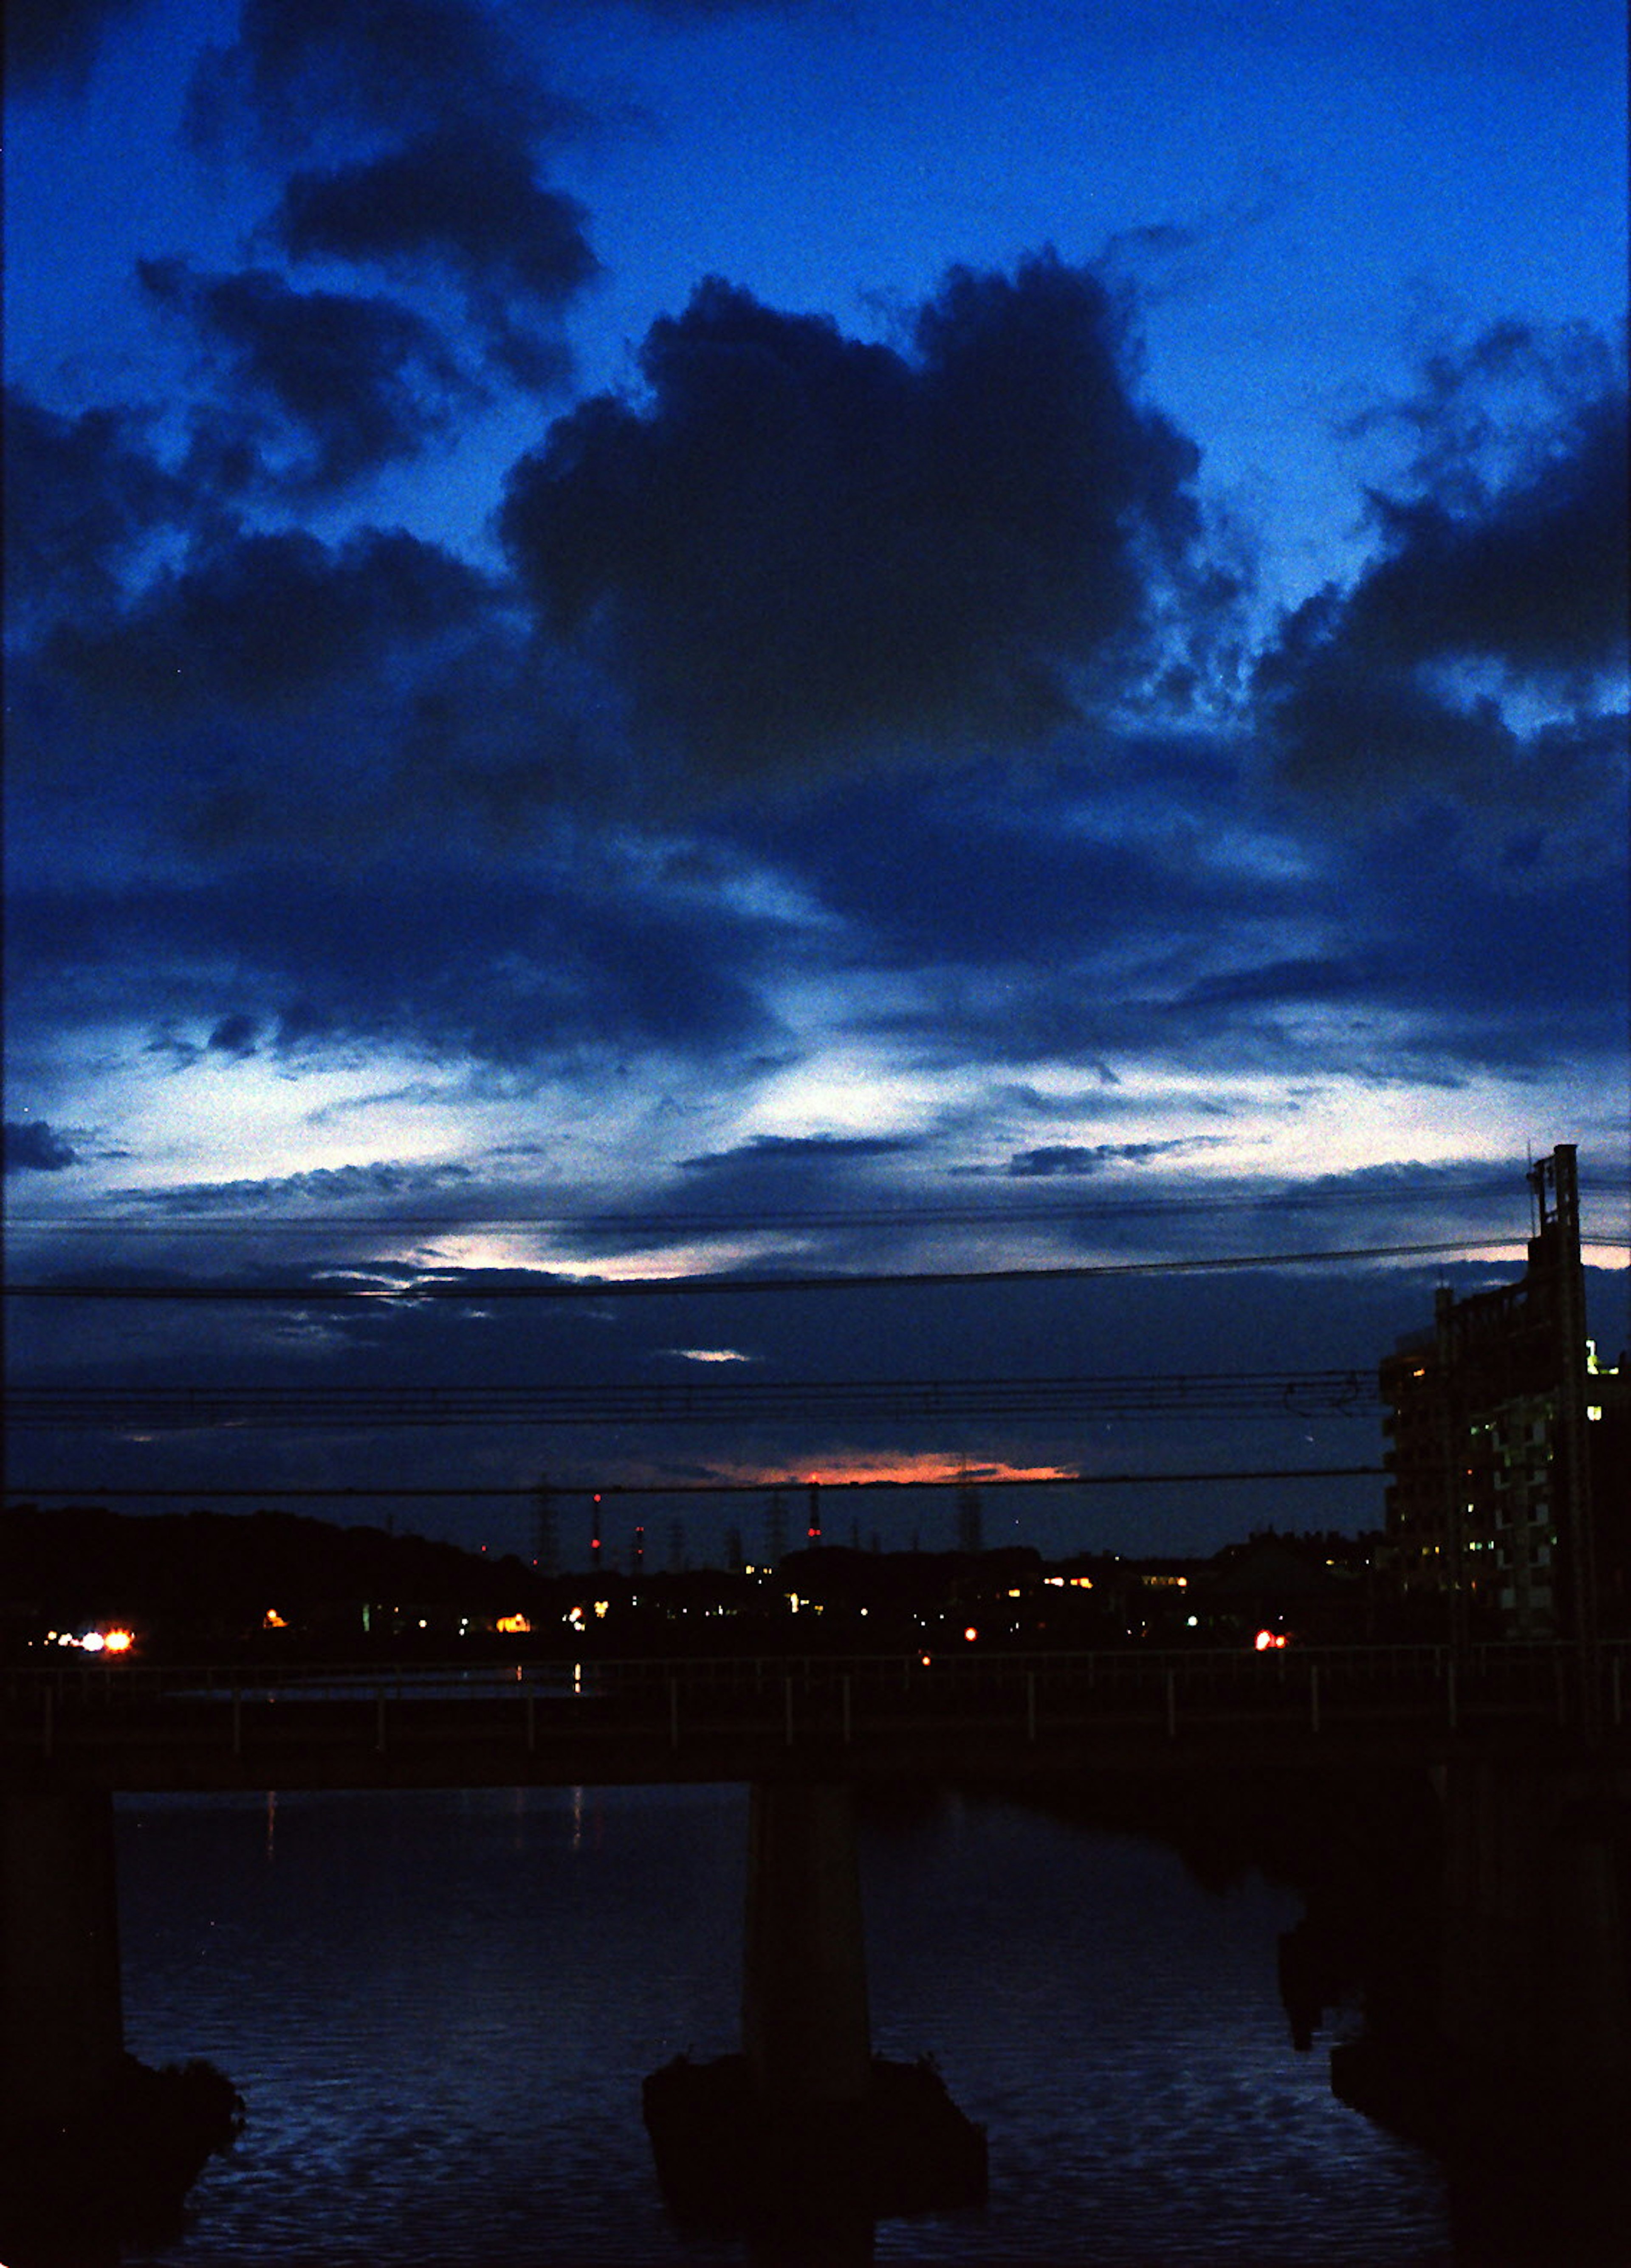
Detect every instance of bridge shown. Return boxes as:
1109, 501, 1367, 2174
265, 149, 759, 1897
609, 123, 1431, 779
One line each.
4, 1638, 1630, 1790
4, 1640, 1630, 2245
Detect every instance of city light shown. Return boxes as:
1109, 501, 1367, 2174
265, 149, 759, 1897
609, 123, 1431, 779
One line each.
56, 1627, 137, 1654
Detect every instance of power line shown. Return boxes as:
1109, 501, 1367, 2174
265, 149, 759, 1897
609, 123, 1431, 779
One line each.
8, 1170, 1625, 1234
5, 1369, 1378, 1431
0, 1234, 1573, 1301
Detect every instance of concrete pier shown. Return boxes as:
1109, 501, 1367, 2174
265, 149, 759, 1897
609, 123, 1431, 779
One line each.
1439, 1756, 1631, 2094
742, 1781, 872, 2105
0, 1789, 124, 2132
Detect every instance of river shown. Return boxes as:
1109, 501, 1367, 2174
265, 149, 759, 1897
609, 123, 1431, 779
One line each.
113, 1783, 1451, 2265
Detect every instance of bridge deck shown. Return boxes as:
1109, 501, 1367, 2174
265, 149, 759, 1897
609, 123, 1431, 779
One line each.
5, 1644, 1626, 1790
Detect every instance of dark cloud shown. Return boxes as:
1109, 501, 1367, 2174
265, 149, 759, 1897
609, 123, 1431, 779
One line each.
1340, 389, 1628, 684
1314, 803, 1630, 1075
47, 526, 496, 718
7, 862, 785, 1073
1259, 329, 1628, 810
186, 0, 576, 158
270, 134, 596, 386
538, 1133, 935, 1261
4, 1121, 79, 1173
138, 261, 477, 494
1176, 956, 1374, 1011
3, 388, 186, 635
190, 0, 597, 386
10, 511, 611, 871
501, 253, 1220, 776
680, 1133, 922, 1183
206, 1013, 260, 1059
129, 1160, 477, 1216
1007, 1139, 1218, 1177
721, 751, 1283, 968
5, 0, 149, 90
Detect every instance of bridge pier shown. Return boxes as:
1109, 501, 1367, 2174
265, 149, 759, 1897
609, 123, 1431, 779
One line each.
0, 1789, 124, 2133
645, 1778, 985, 2235
1438, 1756, 1631, 2096
1327, 1755, 1631, 2260
742, 1781, 872, 2107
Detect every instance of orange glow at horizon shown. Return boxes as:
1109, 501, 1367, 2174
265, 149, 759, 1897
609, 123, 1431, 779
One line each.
695, 1451, 1079, 1490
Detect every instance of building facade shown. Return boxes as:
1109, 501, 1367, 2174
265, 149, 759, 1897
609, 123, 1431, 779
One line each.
1379, 1145, 1618, 1641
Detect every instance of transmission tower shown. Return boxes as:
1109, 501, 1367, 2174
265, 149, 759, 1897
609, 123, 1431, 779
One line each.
532, 1477, 559, 1575
956, 1467, 985, 1554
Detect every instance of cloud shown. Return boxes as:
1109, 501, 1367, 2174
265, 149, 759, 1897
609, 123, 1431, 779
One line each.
1339, 389, 1628, 685
1175, 956, 1374, 1011
46, 525, 497, 718
1007, 1139, 1221, 1177
500, 252, 1224, 777
1257, 325, 1629, 814
535, 1132, 935, 1262
5, 0, 150, 90
7, 860, 787, 1074
270, 133, 597, 386
206, 1013, 260, 1059
190, 0, 597, 387
186, 0, 575, 158
3, 387, 187, 635
4, 1120, 80, 1173
679, 1133, 923, 1186
138, 261, 477, 494
124, 1159, 477, 1216
10, 505, 617, 870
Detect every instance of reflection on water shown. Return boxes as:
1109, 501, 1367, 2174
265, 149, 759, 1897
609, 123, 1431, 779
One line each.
114, 1785, 1450, 2265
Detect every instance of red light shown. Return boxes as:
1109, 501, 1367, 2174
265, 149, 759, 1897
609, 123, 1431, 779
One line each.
964, 1626, 978, 1643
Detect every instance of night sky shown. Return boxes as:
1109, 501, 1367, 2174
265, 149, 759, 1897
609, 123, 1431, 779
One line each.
6, 0, 1627, 1565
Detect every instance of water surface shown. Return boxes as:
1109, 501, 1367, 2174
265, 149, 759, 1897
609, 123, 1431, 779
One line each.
114, 1785, 1451, 2265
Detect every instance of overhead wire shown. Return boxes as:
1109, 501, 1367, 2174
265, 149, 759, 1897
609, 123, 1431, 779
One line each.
6, 1168, 1626, 1235
5, 1233, 1595, 1301
4, 1368, 1379, 1430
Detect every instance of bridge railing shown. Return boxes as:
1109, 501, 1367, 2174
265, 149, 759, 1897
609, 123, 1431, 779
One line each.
4, 1640, 1626, 1748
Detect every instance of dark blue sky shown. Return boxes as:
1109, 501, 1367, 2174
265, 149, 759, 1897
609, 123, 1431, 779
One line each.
6, 0, 1627, 1559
